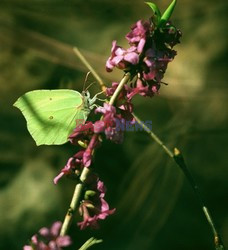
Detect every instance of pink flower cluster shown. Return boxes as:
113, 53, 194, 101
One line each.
54, 105, 121, 230
106, 19, 181, 97
54, 103, 134, 185
24, 222, 71, 250
52, 16, 181, 233
106, 20, 152, 72
95, 103, 133, 143
23, 7, 182, 250
78, 175, 115, 230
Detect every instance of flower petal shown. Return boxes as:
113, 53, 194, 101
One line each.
56, 236, 72, 247
124, 52, 139, 65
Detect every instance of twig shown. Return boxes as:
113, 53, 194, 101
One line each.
60, 72, 131, 236
133, 112, 225, 250
60, 167, 90, 236
72, 46, 224, 249
109, 72, 131, 105
73, 47, 106, 92
78, 237, 103, 250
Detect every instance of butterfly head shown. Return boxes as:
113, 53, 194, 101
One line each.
82, 90, 97, 110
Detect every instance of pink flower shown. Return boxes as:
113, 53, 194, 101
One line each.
70, 122, 100, 163
68, 122, 94, 145
55, 120, 101, 183
83, 134, 99, 167
95, 102, 116, 115
106, 41, 139, 72
95, 103, 125, 144
106, 82, 129, 102
126, 20, 152, 53
106, 18, 181, 97
24, 221, 72, 250
78, 178, 115, 230
54, 150, 84, 184
93, 120, 105, 133
142, 48, 176, 82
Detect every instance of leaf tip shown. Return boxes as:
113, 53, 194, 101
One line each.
144, 1, 161, 23
159, 0, 177, 27
13, 99, 18, 108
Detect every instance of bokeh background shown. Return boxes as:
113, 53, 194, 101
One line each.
0, 0, 227, 249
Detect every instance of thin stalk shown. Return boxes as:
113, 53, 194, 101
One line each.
78, 237, 103, 250
133, 112, 224, 250
60, 73, 131, 236
72, 46, 224, 249
73, 47, 106, 92
109, 72, 131, 105
60, 167, 90, 236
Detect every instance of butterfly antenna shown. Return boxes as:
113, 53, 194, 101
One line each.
96, 90, 105, 96
83, 71, 91, 91
85, 81, 96, 92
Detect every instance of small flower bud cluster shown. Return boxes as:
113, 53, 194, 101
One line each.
24, 222, 71, 250
78, 174, 115, 230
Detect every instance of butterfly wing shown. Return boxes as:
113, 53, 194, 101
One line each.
14, 89, 87, 146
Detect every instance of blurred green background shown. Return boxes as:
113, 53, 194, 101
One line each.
0, 0, 227, 249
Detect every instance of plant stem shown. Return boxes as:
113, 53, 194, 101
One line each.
78, 237, 103, 250
72, 46, 132, 104
109, 72, 131, 105
73, 47, 106, 92
72, 46, 224, 249
60, 167, 90, 236
133, 112, 224, 250
60, 72, 131, 237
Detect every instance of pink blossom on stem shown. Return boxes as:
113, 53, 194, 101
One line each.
83, 134, 99, 167
106, 41, 139, 72
54, 150, 85, 184
142, 48, 176, 82
24, 221, 71, 250
68, 122, 94, 145
106, 18, 181, 95
78, 178, 115, 230
95, 103, 126, 144
126, 20, 152, 53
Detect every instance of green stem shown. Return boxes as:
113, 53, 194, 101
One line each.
109, 72, 131, 105
60, 73, 131, 237
73, 47, 106, 92
133, 113, 173, 158
78, 237, 103, 250
133, 113, 224, 250
60, 167, 90, 236
71, 46, 224, 249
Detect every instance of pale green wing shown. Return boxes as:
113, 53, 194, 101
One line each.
14, 89, 89, 146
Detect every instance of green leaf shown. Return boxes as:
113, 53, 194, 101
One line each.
159, 0, 177, 27
145, 2, 161, 23
14, 89, 92, 146
78, 237, 103, 250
